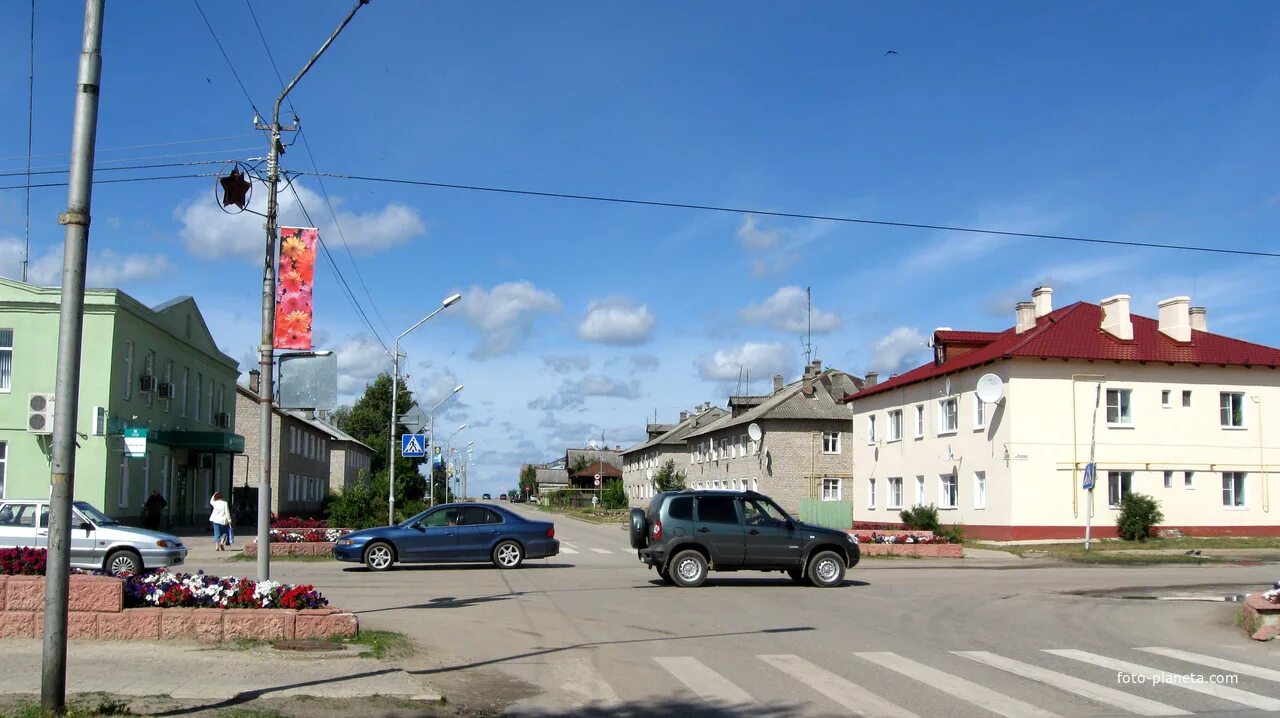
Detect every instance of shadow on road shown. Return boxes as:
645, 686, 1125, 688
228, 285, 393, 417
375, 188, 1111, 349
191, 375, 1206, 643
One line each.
646, 578, 870, 588
341, 562, 577, 573
511, 698, 808, 717
147, 668, 404, 717
358, 592, 526, 613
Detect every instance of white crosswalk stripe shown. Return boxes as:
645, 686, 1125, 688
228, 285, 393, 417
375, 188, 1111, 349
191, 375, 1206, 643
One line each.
589, 548, 613, 554
855, 652, 1061, 718
653, 657, 756, 706
954, 651, 1190, 716
1045, 648, 1280, 711
760, 654, 920, 718
1136, 647, 1280, 683
559, 546, 579, 555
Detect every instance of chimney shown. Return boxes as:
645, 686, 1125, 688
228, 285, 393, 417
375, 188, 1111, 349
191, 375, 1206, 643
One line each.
1100, 295, 1134, 340
248, 369, 261, 394
772, 374, 784, 393
1157, 296, 1192, 342
1032, 286, 1053, 318
864, 371, 878, 388
679, 410, 689, 422
1189, 306, 1207, 333
1015, 302, 1036, 334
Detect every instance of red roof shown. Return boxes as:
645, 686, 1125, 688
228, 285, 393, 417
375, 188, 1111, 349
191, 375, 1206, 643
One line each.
846, 302, 1280, 401
571, 461, 622, 478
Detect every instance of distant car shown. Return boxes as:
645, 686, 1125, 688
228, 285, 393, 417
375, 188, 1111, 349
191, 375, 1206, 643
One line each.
334, 502, 558, 571
0, 499, 186, 575
482, 493, 492, 500
499, 493, 508, 501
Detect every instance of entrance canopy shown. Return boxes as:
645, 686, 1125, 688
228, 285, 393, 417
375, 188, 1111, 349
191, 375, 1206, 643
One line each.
149, 430, 245, 454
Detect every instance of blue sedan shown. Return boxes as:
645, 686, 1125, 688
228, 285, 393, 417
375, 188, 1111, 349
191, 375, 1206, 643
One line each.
334, 503, 559, 571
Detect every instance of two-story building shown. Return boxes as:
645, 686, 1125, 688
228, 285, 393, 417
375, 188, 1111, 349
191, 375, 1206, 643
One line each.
323, 421, 374, 495
0, 278, 243, 527
844, 287, 1280, 540
621, 403, 727, 504
234, 377, 337, 517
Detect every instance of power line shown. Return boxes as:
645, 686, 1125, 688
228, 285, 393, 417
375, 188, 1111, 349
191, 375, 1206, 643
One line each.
7, 147, 260, 174
0, 172, 215, 191
192, 0, 263, 119
0, 134, 258, 163
0, 158, 250, 179
305, 171, 1280, 260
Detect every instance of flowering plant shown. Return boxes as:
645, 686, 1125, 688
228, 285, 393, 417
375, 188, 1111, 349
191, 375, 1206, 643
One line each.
0, 547, 46, 575
271, 517, 329, 529
862, 532, 955, 545
122, 570, 328, 610
1264, 581, 1280, 605
268, 528, 350, 543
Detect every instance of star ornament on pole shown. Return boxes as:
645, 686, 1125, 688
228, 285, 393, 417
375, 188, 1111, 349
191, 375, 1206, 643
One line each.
218, 167, 253, 211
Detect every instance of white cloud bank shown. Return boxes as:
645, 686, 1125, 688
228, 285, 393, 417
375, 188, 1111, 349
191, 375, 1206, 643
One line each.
870, 327, 927, 374
696, 341, 792, 382
0, 237, 175, 288
740, 286, 841, 334
458, 280, 561, 358
578, 297, 656, 345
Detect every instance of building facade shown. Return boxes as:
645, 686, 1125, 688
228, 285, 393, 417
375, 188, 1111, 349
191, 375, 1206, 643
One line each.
324, 422, 373, 495
846, 287, 1280, 540
0, 278, 242, 526
621, 404, 727, 505
234, 382, 336, 516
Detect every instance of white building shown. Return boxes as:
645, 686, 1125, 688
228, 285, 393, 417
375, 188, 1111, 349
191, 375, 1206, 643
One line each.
845, 287, 1280, 540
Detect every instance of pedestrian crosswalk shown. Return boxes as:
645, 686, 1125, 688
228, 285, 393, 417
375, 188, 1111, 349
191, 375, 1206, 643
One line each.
555, 541, 630, 558
570, 645, 1280, 717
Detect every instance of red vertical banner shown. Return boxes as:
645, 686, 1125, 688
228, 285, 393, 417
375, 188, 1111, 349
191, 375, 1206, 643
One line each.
274, 226, 317, 350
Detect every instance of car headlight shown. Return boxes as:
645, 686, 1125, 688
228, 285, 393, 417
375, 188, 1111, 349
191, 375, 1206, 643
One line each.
336, 539, 355, 546
156, 540, 172, 547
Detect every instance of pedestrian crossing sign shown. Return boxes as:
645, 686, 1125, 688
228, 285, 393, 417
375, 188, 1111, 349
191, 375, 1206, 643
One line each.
401, 434, 426, 458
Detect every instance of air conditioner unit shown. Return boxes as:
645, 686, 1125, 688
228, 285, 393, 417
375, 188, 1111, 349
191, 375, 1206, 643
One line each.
139, 375, 157, 393
158, 382, 175, 399
92, 406, 107, 436
215, 412, 231, 428
27, 393, 54, 434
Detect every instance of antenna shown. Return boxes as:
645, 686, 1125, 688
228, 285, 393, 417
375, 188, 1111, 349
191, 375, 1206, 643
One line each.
803, 286, 814, 366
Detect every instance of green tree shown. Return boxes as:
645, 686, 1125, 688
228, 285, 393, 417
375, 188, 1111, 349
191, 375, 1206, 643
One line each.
334, 373, 427, 501
600, 479, 628, 509
653, 459, 687, 492
1116, 492, 1164, 541
519, 465, 538, 498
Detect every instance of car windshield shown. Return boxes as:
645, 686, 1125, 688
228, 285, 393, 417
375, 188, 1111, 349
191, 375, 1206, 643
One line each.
73, 501, 118, 526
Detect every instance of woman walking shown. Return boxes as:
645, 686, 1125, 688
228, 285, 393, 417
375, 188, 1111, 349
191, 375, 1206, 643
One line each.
209, 492, 231, 551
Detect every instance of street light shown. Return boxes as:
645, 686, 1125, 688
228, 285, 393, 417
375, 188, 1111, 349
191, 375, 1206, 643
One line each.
425, 385, 463, 508
463, 441, 475, 499
442, 424, 467, 504
388, 294, 462, 525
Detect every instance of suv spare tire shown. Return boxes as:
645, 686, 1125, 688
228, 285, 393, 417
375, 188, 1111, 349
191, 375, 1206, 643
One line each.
629, 508, 648, 549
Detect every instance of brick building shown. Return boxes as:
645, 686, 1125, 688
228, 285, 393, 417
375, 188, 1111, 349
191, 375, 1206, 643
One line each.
234, 377, 334, 517
621, 404, 727, 505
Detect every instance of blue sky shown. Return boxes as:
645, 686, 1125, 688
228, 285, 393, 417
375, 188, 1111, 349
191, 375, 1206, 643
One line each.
1, 2, 1277, 495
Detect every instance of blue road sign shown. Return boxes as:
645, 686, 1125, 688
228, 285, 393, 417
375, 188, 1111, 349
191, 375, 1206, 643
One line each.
1082, 462, 1096, 491
401, 434, 426, 458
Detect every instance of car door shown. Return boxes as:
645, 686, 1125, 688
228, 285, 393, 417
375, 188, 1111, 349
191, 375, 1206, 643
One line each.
741, 497, 800, 568
67, 507, 101, 569
455, 507, 502, 561
0, 502, 40, 550
694, 495, 745, 567
399, 507, 460, 562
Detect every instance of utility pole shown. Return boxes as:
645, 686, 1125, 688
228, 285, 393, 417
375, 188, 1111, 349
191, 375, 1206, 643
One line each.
253, 0, 369, 581
43, 0, 105, 712
388, 350, 400, 525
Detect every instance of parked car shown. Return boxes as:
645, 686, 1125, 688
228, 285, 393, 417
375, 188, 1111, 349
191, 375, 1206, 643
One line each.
0, 499, 187, 575
630, 490, 859, 588
482, 493, 492, 500
334, 502, 558, 571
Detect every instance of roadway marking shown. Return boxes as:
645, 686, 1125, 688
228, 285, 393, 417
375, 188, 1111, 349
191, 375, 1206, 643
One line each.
653, 657, 755, 706
855, 652, 1060, 718
589, 548, 613, 555
1045, 649, 1280, 711
1136, 647, 1280, 683
559, 546, 579, 555
759, 654, 920, 718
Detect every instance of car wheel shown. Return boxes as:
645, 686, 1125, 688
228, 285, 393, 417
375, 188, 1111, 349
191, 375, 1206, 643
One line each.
628, 508, 648, 549
657, 567, 675, 585
669, 550, 708, 588
104, 550, 141, 576
806, 550, 845, 588
786, 567, 808, 585
493, 540, 524, 569
364, 542, 395, 571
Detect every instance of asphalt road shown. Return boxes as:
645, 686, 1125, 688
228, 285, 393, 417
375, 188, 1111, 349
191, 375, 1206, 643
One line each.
191, 504, 1280, 717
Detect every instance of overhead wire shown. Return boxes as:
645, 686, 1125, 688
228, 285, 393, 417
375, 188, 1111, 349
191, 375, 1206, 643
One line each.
0, 157, 254, 179
0, 134, 259, 163
191, 0, 263, 120
0, 173, 216, 191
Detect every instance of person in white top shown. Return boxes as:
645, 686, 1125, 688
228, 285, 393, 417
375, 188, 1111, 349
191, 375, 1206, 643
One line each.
209, 492, 231, 551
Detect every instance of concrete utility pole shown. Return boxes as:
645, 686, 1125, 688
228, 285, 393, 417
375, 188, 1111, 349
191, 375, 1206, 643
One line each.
253, 0, 369, 581
43, 0, 105, 712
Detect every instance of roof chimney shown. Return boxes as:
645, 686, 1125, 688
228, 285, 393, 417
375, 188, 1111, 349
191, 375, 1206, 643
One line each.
1189, 306, 1207, 333
772, 374, 784, 393
1157, 296, 1192, 342
864, 371, 878, 388
1015, 302, 1036, 334
1100, 294, 1134, 340
248, 369, 261, 395
679, 410, 689, 422
1032, 286, 1053, 318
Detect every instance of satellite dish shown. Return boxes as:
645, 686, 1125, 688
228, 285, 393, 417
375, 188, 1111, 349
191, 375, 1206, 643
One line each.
747, 423, 763, 442
976, 373, 1005, 404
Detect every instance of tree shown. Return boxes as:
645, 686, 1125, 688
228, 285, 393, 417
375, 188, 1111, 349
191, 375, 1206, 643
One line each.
519, 465, 538, 498
653, 459, 687, 492
600, 479, 627, 509
334, 373, 427, 501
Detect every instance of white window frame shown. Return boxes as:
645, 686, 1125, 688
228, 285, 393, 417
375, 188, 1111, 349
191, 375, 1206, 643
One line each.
0, 441, 7, 498
914, 405, 925, 438
1222, 472, 1246, 508
1184, 470, 1195, 489
0, 328, 11, 393
142, 350, 155, 408
207, 379, 215, 424
937, 398, 958, 435
1107, 470, 1132, 508
973, 470, 986, 509
1105, 388, 1133, 426
973, 396, 986, 430
194, 371, 203, 421
1163, 470, 1173, 489
867, 415, 877, 444
117, 453, 129, 509
751, 478, 759, 492
938, 473, 958, 509
1220, 392, 1245, 429
821, 478, 841, 501
122, 341, 134, 401
914, 475, 925, 507
867, 478, 876, 509
822, 431, 841, 454
181, 366, 190, 417
887, 410, 903, 442
1181, 390, 1192, 408
1161, 390, 1171, 408
887, 477, 903, 510
162, 360, 173, 413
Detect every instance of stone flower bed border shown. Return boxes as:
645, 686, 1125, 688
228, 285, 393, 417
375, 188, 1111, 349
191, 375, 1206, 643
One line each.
244, 541, 336, 557
847, 530, 965, 558
1241, 592, 1280, 642
0, 575, 357, 642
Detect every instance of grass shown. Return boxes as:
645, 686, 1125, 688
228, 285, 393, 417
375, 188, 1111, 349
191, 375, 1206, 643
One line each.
340, 629, 416, 659
565, 508, 629, 524
5, 697, 133, 717
972, 535, 1280, 564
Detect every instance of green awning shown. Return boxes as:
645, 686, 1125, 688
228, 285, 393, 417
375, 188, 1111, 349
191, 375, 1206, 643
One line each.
149, 430, 245, 454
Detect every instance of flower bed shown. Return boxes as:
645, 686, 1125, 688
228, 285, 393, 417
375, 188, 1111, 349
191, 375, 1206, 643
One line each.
845, 530, 964, 558
124, 570, 328, 610
852, 531, 956, 545
271, 517, 329, 529
0, 547, 46, 575
270, 528, 351, 543
1241, 581, 1280, 641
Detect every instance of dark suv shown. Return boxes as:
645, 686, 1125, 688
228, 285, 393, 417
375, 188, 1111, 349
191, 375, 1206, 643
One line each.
630, 490, 859, 588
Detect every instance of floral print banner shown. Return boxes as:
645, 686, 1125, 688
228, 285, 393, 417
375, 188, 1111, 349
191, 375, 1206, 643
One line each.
274, 226, 317, 350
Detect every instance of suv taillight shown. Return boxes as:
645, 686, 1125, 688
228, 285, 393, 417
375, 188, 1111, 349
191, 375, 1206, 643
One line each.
652, 519, 662, 541
547, 526, 555, 539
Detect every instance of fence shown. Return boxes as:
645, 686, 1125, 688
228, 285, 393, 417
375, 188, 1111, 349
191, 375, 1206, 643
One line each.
799, 499, 852, 530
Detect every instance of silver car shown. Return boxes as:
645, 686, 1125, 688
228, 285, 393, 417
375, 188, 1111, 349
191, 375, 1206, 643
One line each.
0, 499, 187, 575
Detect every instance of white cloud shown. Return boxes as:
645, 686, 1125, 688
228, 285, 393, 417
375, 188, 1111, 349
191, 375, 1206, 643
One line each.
898, 201, 1071, 273
578, 297, 656, 345
870, 327, 927, 374
740, 286, 841, 334
173, 183, 426, 260
458, 280, 561, 358
0, 237, 175, 288
696, 341, 792, 382
736, 214, 782, 250
334, 334, 389, 397
528, 374, 641, 411
410, 360, 463, 408
543, 355, 591, 374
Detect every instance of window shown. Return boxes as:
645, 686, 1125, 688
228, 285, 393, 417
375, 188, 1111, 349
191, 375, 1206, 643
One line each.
1182, 390, 1192, 408
162, 360, 173, 413
867, 415, 877, 444
1220, 392, 1245, 428
914, 475, 925, 506
887, 410, 903, 442
973, 397, 986, 430
1222, 472, 1246, 508
1107, 471, 1132, 508
0, 329, 12, 392
1184, 471, 1195, 489
974, 471, 986, 509
122, 341, 134, 400
867, 479, 876, 509
117, 454, 129, 509
938, 398, 958, 434
1161, 390, 1171, 408
887, 477, 903, 510
939, 473, 958, 509
822, 431, 841, 454
421, 507, 458, 527
142, 350, 155, 408
1106, 389, 1132, 425
207, 380, 215, 424
668, 496, 693, 521
821, 478, 841, 501
914, 405, 925, 438
696, 496, 739, 524
142, 453, 150, 496
181, 367, 190, 417
751, 478, 759, 492
1163, 471, 1173, 489
194, 372, 203, 421
0, 442, 6, 497
289, 427, 297, 455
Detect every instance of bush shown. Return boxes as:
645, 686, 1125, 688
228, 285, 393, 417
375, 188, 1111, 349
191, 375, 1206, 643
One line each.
327, 472, 390, 530
1116, 492, 1164, 541
0, 547, 46, 575
600, 480, 628, 509
899, 505, 941, 533
937, 523, 966, 544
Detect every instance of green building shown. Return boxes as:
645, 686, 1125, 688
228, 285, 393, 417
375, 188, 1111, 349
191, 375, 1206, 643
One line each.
0, 277, 243, 526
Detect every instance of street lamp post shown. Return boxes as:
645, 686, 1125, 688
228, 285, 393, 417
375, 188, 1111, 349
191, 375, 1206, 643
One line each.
443, 423, 468, 502
463, 441, 475, 499
388, 293, 462, 524
425, 387, 463, 507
